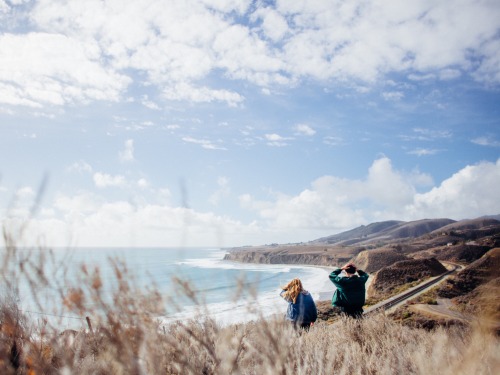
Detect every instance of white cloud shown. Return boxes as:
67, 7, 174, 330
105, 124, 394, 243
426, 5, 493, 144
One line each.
54, 192, 103, 214
439, 68, 462, 80
165, 124, 180, 131
93, 172, 126, 188
409, 159, 500, 219
163, 83, 244, 107
141, 95, 161, 110
382, 91, 404, 101
401, 128, 453, 142
67, 161, 93, 173
252, 7, 289, 42
3, 193, 259, 247
182, 136, 227, 150
407, 148, 440, 157
264, 133, 290, 147
294, 124, 316, 136
0, 0, 498, 112
0, 32, 130, 107
119, 139, 135, 162
471, 136, 500, 147
2, 158, 499, 247
239, 157, 498, 237
240, 157, 422, 232
15, 186, 35, 200
137, 178, 149, 189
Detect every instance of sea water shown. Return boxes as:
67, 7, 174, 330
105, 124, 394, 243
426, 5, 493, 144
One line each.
3, 247, 335, 327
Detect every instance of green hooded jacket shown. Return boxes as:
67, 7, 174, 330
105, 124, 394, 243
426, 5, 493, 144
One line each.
329, 268, 369, 308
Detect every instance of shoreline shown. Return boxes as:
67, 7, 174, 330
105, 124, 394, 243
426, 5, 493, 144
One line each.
221, 257, 375, 303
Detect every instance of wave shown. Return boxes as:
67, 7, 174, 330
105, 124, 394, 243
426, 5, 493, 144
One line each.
162, 265, 335, 326
176, 251, 303, 274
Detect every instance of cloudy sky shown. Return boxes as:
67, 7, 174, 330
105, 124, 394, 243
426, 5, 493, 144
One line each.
1, 0, 499, 248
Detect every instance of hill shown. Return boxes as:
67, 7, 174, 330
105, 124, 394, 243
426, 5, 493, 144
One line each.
431, 217, 499, 233
368, 258, 447, 299
225, 216, 500, 270
311, 218, 455, 246
311, 220, 403, 244
411, 244, 491, 264
437, 247, 500, 300
351, 248, 408, 273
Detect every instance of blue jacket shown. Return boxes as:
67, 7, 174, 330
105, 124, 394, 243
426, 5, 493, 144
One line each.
329, 268, 369, 309
280, 290, 317, 324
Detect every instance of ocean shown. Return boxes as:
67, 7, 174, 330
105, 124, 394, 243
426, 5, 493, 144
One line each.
5, 247, 335, 327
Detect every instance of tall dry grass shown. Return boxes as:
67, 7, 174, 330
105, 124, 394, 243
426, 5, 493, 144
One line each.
1, 232, 499, 374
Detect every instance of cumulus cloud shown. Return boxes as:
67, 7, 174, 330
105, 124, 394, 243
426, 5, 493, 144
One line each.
3, 157, 499, 247
1, 0, 498, 111
410, 159, 500, 219
294, 124, 316, 136
4, 194, 259, 247
251, 6, 289, 42
0, 32, 130, 107
239, 157, 500, 237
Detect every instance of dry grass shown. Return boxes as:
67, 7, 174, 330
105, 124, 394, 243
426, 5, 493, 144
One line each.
1, 234, 499, 374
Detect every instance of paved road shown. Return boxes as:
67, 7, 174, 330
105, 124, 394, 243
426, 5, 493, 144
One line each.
364, 261, 462, 315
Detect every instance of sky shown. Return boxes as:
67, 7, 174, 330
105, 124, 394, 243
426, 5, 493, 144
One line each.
0, 0, 499, 249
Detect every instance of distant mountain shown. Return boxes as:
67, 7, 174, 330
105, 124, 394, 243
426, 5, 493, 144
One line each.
480, 214, 500, 221
311, 220, 403, 244
311, 218, 455, 245
431, 217, 500, 233
383, 218, 456, 239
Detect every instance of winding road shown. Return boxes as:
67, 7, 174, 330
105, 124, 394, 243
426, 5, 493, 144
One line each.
364, 261, 462, 316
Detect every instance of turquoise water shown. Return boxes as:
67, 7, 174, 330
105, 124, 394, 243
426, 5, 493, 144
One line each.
3, 247, 335, 326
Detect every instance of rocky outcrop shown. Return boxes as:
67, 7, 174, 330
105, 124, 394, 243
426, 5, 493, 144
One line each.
352, 248, 408, 273
223, 250, 347, 267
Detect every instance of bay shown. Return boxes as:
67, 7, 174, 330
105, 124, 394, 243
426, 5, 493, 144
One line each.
3, 247, 335, 327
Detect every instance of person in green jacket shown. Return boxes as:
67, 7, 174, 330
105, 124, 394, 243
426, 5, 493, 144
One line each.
329, 263, 369, 318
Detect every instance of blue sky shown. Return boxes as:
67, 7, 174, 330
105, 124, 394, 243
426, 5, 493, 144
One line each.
1, 0, 499, 248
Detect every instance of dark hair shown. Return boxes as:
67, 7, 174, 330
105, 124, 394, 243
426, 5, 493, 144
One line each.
344, 265, 356, 274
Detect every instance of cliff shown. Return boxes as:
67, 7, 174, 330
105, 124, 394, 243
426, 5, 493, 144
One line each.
223, 249, 350, 267
223, 243, 364, 266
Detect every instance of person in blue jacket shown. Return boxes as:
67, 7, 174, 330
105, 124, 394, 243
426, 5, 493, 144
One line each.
329, 262, 369, 318
280, 278, 317, 330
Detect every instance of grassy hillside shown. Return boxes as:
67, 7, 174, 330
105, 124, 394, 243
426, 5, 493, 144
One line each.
1, 220, 500, 374
1, 242, 498, 375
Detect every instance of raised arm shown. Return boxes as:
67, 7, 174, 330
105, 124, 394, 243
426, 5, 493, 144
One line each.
357, 269, 369, 283
329, 268, 343, 287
